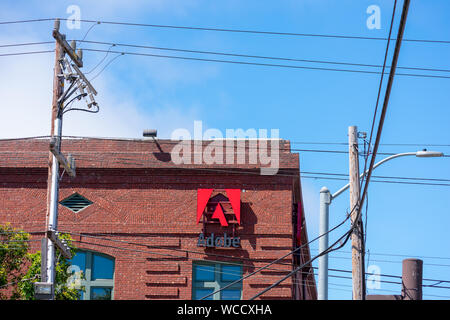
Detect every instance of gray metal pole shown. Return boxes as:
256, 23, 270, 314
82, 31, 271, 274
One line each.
44, 20, 64, 300
46, 115, 62, 299
320, 148, 441, 301
318, 186, 331, 300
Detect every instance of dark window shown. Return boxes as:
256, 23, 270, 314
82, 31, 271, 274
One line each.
192, 261, 242, 300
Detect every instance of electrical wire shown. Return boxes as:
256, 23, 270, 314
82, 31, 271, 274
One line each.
2, 155, 449, 186
249, 197, 372, 300
2, 135, 449, 148
1, 152, 449, 186
0, 50, 54, 57
62, 205, 349, 275
1, 137, 448, 159
312, 254, 450, 268
7, 38, 447, 79
80, 21, 101, 42
358, 0, 398, 293
361, 0, 397, 195
84, 44, 115, 75
2, 17, 449, 45
80, 48, 450, 80
5, 230, 450, 298
75, 39, 450, 74
200, 205, 356, 300
356, 5, 411, 295
0, 41, 53, 48
6, 234, 450, 290
359, 0, 410, 216
198, 208, 353, 300
302, 171, 450, 183
89, 52, 124, 82
0, 18, 55, 25
249, 226, 354, 299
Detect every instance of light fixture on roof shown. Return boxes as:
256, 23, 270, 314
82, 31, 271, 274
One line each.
143, 129, 157, 138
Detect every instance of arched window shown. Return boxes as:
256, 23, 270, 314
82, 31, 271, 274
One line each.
70, 250, 115, 300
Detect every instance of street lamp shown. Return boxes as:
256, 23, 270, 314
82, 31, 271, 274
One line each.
317, 150, 444, 300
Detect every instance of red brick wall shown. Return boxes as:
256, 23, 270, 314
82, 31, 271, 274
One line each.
0, 138, 316, 300
0, 167, 299, 299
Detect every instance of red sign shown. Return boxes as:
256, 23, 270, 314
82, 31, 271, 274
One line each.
197, 189, 241, 227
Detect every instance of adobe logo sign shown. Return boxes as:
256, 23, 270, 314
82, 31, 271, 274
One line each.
197, 189, 241, 227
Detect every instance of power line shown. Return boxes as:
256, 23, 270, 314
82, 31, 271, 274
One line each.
0, 50, 54, 57
84, 44, 116, 75
300, 175, 450, 187
80, 48, 450, 80
309, 247, 450, 261
0, 41, 53, 48
303, 171, 450, 182
75, 39, 450, 74
0, 18, 55, 25
320, 266, 450, 285
89, 52, 124, 81
199, 208, 354, 300
1, 18, 449, 45
362, 0, 397, 195
359, 0, 411, 255
80, 21, 101, 42
247, 204, 361, 300
59, 207, 353, 301
7, 230, 450, 289
1, 154, 449, 187
3, 149, 448, 159
1, 135, 449, 148
61, 231, 296, 270
315, 254, 450, 268
2, 135, 449, 159
66, 202, 349, 272
6, 229, 450, 296
293, 141, 450, 147
2, 156, 449, 187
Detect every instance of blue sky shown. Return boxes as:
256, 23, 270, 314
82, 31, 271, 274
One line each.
0, 0, 449, 299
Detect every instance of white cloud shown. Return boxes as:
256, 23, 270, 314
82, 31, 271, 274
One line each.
0, 34, 205, 140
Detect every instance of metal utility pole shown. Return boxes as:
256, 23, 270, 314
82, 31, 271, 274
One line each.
318, 186, 331, 300
348, 125, 365, 300
43, 19, 65, 296
36, 18, 97, 299
318, 152, 441, 301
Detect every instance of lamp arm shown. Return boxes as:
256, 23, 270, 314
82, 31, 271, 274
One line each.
331, 152, 416, 200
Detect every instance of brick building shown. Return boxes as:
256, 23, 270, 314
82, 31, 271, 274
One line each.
0, 137, 317, 300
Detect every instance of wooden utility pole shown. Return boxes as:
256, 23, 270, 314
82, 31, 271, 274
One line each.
348, 125, 365, 300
